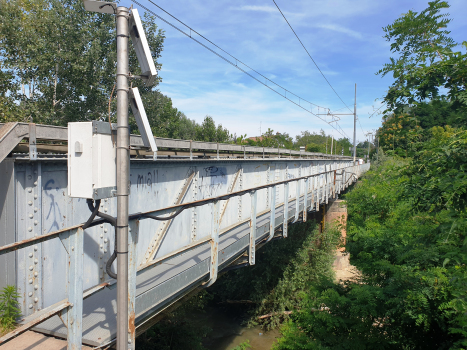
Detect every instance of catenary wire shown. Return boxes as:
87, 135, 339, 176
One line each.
357, 116, 366, 135
145, 0, 326, 110
272, 0, 354, 114
368, 104, 386, 118
132, 0, 350, 139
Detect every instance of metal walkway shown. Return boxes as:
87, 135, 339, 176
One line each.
0, 122, 370, 348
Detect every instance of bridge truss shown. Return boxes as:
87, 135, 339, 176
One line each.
0, 122, 370, 348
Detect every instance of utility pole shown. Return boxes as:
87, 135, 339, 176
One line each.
116, 6, 130, 350
377, 135, 380, 161
365, 131, 373, 162
353, 83, 357, 164
330, 134, 334, 155
315, 84, 357, 161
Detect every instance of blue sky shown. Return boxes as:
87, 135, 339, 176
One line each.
120, 0, 467, 143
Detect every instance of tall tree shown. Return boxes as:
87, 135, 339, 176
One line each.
377, 0, 467, 114
0, 0, 164, 125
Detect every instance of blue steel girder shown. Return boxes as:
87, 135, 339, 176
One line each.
0, 156, 369, 347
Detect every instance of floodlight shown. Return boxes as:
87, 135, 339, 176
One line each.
83, 1, 117, 14
130, 87, 158, 153
129, 9, 158, 86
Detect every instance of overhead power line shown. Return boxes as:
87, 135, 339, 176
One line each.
368, 104, 386, 118
132, 0, 350, 139
144, 0, 326, 109
357, 116, 366, 135
272, 0, 353, 114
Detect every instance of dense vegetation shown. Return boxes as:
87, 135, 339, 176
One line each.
210, 219, 341, 330
135, 218, 341, 350
273, 1, 467, 349
275, 127, 467, 349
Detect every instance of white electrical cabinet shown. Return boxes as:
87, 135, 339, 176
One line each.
68, 121, 117, 199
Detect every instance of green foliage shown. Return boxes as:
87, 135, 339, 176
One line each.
377, 0, 467, 114
295, 130, 352, 156
210, 220, 341, 330
0, 0, 232, 143
248, 128, 294, 149
194, 116, 231, 143
230, 340, 252, 350
0, 0, 155, 124
0, 285, 21, 332
136, 290, 212, 350
276, 128, 467, 349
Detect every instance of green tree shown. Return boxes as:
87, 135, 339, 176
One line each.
377, 0, 467, 114
305, 142, 323, 153
195, 116, 231, 143
0, 0, 233, 143
256, 128, 293, 149
0, 0, 165, 125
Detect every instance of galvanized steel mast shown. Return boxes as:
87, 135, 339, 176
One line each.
116, 6, 130, 350
353, 83, 357, 164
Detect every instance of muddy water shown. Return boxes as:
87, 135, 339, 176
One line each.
194, 306, 280, 350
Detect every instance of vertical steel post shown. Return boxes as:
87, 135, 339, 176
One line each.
353, 83, 357, 164
268, 186, 276, 242
67, 228, 84, 350
316, 163, 320, 212
207, 200, 220, 287
311, 166, 315, 210
127, 220, 138, 350
303, 177, 308, 222
283, 182, 289, 237
116, 7, 130, 350
190, 140, 193, 160
294, 178, 300, 222
325, 165, 328, 204
333, 170, 336, 198
249, 191, 257, 265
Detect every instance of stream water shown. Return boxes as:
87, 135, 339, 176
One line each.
195, 306, 281, 350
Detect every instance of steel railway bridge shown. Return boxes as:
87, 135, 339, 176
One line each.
0, 122, 370, 348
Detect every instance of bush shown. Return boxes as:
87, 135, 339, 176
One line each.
0, 285, 21, 333
274, 127, 467, 350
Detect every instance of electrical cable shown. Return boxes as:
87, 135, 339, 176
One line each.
145, 0, 326, 110
131, 0, 350, 139
368, 104, 386, 118
272, 0, 353, 114
357, 116, 366, 135
86, 199, 118, 279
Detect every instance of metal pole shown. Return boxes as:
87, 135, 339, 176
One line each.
377, 136, 379, 161
331, 135, 334, 156
353, 83, 357, 164
116, 7, 130, 350
367, 136, 370, 161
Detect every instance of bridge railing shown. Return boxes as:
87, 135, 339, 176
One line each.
0, 122, 352, 163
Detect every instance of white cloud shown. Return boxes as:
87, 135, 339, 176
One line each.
236, 5, 278, 13
314, 24, 363, 40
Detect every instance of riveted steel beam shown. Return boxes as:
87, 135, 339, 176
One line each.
206, 200, 220, 287
249, 190, 257, 265
142, 171, 196, 264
